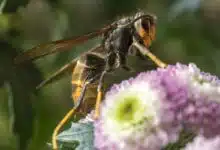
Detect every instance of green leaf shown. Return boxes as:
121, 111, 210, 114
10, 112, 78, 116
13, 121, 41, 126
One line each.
57, 122, 94, 150
163, 130, 195, 150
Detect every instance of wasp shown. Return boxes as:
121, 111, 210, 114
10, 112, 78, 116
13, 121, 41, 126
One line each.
14, 11, 167, 149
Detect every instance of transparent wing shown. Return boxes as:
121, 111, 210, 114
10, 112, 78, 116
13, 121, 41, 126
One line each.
36, 45, 104, 89
14, 24, 114, 64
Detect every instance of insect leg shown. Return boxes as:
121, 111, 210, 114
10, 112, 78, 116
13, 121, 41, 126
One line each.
133, 41, 167, 68
36, 58, 78, 89
52, 108, 76, 150
128, 44, 146, 60
117, 52, 134, 72
94, 70, 107, 119
52, 74, 99, 150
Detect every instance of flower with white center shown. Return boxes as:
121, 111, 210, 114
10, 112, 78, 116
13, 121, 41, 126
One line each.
93, 67, 187, 150
101, 81, 162, 140
95, 79, 171, 150
82, 63, 220, 149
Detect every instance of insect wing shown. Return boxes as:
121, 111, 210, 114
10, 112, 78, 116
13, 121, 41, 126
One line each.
14, 24, 115, 64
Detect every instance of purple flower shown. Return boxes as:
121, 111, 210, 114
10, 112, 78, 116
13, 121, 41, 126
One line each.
168, 63, 220, 137
82, 63, 220, 149
94, 80, 173, 150
92, 65, 190, 150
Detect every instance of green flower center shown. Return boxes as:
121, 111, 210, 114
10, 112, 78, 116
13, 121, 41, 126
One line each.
109, 95, 146, 128
116, 97, 138, 122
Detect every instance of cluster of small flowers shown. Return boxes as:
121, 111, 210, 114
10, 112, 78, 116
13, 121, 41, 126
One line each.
83, 63, 220, 150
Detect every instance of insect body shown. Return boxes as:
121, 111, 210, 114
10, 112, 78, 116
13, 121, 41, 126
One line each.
71, 11, 158, 111
14, 11, 167, 150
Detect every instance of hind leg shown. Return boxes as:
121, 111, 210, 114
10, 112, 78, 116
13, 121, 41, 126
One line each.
52, 75, 99, 149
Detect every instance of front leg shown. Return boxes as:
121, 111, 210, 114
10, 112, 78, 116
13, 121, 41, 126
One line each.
117, 52, 134, 72
132, 41, 167, 68
128, 44, 146, 60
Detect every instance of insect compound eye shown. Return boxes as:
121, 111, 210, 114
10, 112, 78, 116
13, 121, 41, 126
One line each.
141, 19, 150, 32
141, 16, 155, 33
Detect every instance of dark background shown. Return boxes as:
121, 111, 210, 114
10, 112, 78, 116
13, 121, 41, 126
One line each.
1, 0, 220, 149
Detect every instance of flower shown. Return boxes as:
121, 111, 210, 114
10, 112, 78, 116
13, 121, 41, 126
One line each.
101, 80, 162, 140
182, 134, 220, 150
93, 65, 190, 150
94, 79, 170, 150
83, 63, 220, 149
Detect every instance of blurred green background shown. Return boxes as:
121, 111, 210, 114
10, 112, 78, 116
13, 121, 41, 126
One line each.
0, 0, 220, 149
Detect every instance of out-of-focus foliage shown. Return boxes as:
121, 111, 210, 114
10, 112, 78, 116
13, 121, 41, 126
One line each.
0, 41, 42, 150
0, 0, 220, 150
